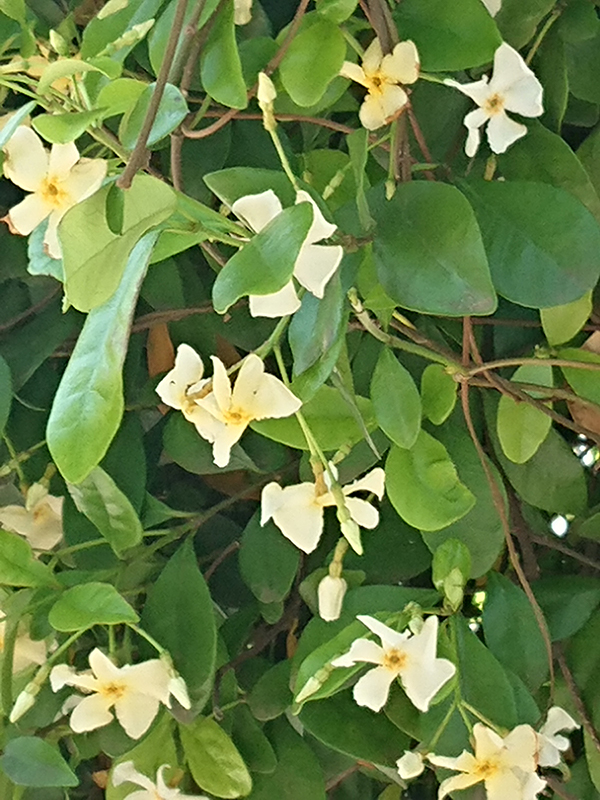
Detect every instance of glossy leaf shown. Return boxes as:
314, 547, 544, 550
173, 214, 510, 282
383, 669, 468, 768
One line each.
316, 0, 357, 23
559, 347, 600, 406
200, 1, 247, 109
120, 82, 188, 150
496, 362, 553, 463
541, 293, 592, 345
421, 364, 457, 425
0, 354, 11, 436
49, 582, 139, 631
239, 512, 299, 604
0, 737, 78, 787
370, 348, 421, 449
32, 110, 106, 144
0, 530, 56, 587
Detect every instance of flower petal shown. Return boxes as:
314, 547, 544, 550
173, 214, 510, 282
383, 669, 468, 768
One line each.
486, 768, 528, 800
400, 653, 455, 711
209, 356, 233, 413
340, 61, 369, 87
445, 76, 491, 106
44, 212, 63, 259
381, 40, 420, 85
295, 190, 336, 243
61, 158, 107, 204
47, 141, 79, 179
428, 751, 478, 771
352, 664, 396, 711
264, 483, 324, 552
3, 126, 48, 191
359, 93, 387, 131
89, 647, 122, 682
472, 722, 505, 760
343, 467, 385, 499
234, 0, 252, 25
293, 243, 342, 298
123, 658, 171, 703
156, 343, 205, 410
489, 42, 538, 98
502, 724, 538, 772
112, 760, 156, 792
542, 706, 579, 738
356, 614, 410, 650
244, 375, 302, 421
232, 189, 282, 233
437, 773, 482, 799
115, 690, 160, 739
344, 497, 379, 529
396, 750, 424, 780
8, 193, 51, 235
362, 38, 384, 77
69, 692, 114, 732
331, 638, 384, 667
212, 423, 247, 468
249, 282, 301, 318
485, 111, 527, 154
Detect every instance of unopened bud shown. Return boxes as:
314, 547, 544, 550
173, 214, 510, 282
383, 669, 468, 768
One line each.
234, 0, 252, 25
318, 575, 347, 622
10, 683, 39, 722
396, 750, 425, 780
257, 72, 277, 132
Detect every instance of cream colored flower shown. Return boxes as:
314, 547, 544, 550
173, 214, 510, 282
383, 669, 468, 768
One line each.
445, 42, 543, 157
234, 0, 252, 25
0, 483, 63, 550
231, 189, 343, 318
397, 750, 425, 780
261, 467, 384, 555
155, 344, 211, 426
536, 706, 579, 767
481, 0, 501, 14
49, 648, 190, 739
0, 613, 48, 674
3, 126, 107, 258
317, 575, 347, 622
428, 723, 547, 800
340, 37, 419, 130
331, 615, 455, 713
113, 761, 207, 800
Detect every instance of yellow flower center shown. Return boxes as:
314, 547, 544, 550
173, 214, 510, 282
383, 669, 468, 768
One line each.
474, 758, 499, 780
100, 681, 127, 702
40, 176, 70, 209
383, 648, 407, 671
366, 70, 389, 96
484, 93, 504, 115
223, 407, 251, 426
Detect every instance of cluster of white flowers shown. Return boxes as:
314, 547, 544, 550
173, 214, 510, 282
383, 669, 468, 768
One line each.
156, 346, 301, 468
0, 482, 64, 550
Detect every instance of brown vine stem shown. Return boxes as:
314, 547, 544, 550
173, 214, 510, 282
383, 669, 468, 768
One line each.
556, 645, 600, 754
468, 357, 600, 376
366, 0, 398, 52
204, 541, 240, 581
0, 287, 60, 334
461, 317, 555, 700
116, 0, 190, 189
528, 533, 600, 573
183, 111, 356, 137
544, 776, 577, 800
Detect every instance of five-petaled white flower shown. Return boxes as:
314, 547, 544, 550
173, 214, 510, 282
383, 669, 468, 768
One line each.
445, 42, 543, 157
113, 761, 207, 800
536, 706, 579, 767
428, 723, 547, 800
261, 466, 385, 555
49, 648, 191, 740
340, 37, 419, 131
331, 615, 455, 712
231, 189, 343, 318
157, 346, 301, 468
0, 483, 63, 550
2, 126, 107, 259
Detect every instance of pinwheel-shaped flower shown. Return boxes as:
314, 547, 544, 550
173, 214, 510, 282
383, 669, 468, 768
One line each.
113, 761, 207, 800
428, 723, 546, 800
0, 483, 63, 550
331, 615, 455, 712
261, 467, 385, 554
445, 42, 543, 157
2, 126, 107, 258
231, 189, 343, 318
536, 706, 579, 767
50, 648, 190, 739
340, 37, 419, 130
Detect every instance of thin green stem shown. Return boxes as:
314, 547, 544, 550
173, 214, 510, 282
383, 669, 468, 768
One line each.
2, 435, 25, 487
127, 624, 167, 657
268, 128, 300, 191
426, 700, 458, 751
467, 356, 600, 377
526, 9, 561, 65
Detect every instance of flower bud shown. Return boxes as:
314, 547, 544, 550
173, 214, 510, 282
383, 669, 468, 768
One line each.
10, 682, 39, 722
257, 72, 277, 132
318, 575, 347, 622
396, 750, 425, 780
234, 0, 253, 25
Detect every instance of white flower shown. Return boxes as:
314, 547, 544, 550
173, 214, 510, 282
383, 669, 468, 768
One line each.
445, 42, 543, 157
0, 614, 48, 674
481, 0, 501, 15
317, 575, 347, 622
257, 72, 276, 107
9, 683, 38, 722
234, 0, 252, 25
261, 467, 385, 554
231, 189, 343, 318
331, 615, 455, 712
397, 750, 425, 780
49, 648, 188, 739
156, 344, 210, 425
536, 706, 579, 767
2, 126, 107, 258
113, 761, 208, 800
340, 38, 419, 130
0, 483, 63, 550
428, 723, 546, 800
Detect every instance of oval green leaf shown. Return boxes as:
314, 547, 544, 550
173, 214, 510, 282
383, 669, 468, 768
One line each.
200, 1, 247, 109
0, 530, 56, 587
239, 512, 300, 604
558, 347, 600, 405
49, 582, 139, 631
497, 363, 553, 463
370, 348, 421, 449
421, 363, 457, 425
280, 18, 346, 107
120, 82, 188, 150
0, 737, 78, 787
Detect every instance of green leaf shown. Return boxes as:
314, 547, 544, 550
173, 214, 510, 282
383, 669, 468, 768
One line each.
534, 576, 600, 641
60, 174, 175, 312
421, 364, 457, 425
541, 293, 592, 345
0, 0, 24, 24
239, 512, 299, 605
347, 129, 374, 233
47, 232, 157, 484
372, 182, 496, 316
248, 660, 293, 721
37, 59, 109, 94
96, 78, 148, 119
463, 180, 600, 308
432, 539, 471, 604
394, 0, 502, 71
386, 431, 475, 531
0, 355, 11, 436
482, 572, 549, 692
371, 348, 421, 449
288, 271, 344, 375
279, 17, 346, 107
230, 705, 277, 775
200, 1, 247, 110
212, 203, 312, 314
0, 101, 36, 150
120, 83, 188, 150
495, 0, 555, 48
66, 466, 143, 557
316, 0, 357, 23
0, 530, 56, 587
32, 110, 105, 145
204, 167, 295, 209
179, 716, 252, 798
49, 582, 139, 631
496, 362, 553, 463
252, 385, 376, 452
0, 737, 78, 787
566, 27, 600, 105
141, 539, 217, 706
558, 347, 600, 405
81, 0, 163, 61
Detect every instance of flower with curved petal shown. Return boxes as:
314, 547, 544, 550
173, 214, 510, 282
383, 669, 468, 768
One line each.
428, 723, 546, 800
2, 126, 107, 258
261, 467, 385, 554
397, 750, 425, 780
49, 648, 190, 739
536, 706, 579, 767
193, 354, 302, 467
340, 37, 419, 130
445, 42, 543, 157
0, 483, 63, 550
331, 615, 455, 712
113, 761, 208, 800
231, 189, 343, 318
